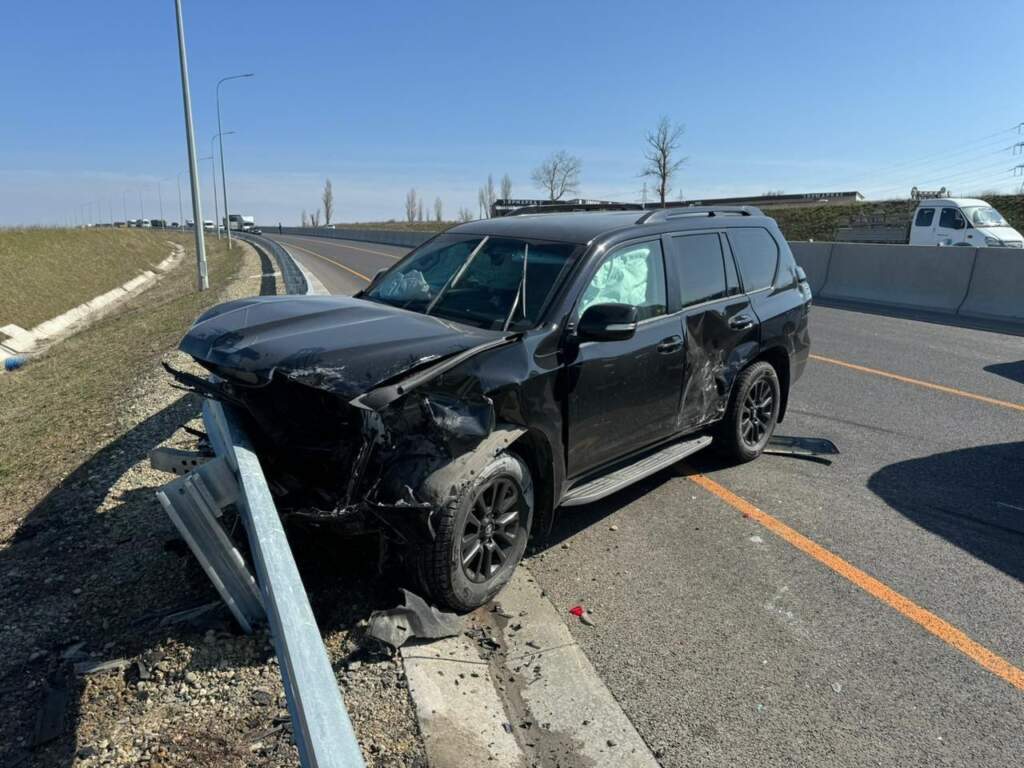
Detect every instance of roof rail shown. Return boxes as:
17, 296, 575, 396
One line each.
636, 205, 763, 224
507, 202, 644, 216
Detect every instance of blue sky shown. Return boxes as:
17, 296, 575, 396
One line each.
2, 1, 1023, 226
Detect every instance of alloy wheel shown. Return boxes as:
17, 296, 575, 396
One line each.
741, 377, 775, 448
460, 476, 523, 583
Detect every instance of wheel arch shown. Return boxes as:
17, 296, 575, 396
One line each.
508, 428, 557, 540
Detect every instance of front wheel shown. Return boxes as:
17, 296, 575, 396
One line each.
716, 361, 781, 463
418, 453, 533, 612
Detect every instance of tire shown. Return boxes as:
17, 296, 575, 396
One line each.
716, 361, 781, 463
419, 453, 534, 612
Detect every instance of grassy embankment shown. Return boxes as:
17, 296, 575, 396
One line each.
0, 228, 190, 329
330, 194, 1024, 243
0, 230, 237, 515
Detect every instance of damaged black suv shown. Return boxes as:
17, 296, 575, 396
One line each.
171, 206, 811, 610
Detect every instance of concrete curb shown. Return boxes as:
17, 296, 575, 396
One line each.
0, 243, 185, 370
402, 568, 660, 767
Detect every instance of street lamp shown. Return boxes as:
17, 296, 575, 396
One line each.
176, 172, 185, 226
211, 131, 235, 237
216, 72, 253, 250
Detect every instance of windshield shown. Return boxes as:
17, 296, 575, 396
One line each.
962, 206, 1008, 227
364, 234, 578, 330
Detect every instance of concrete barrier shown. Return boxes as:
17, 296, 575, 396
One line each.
819, 242, 976, 314
958, 247, 1024, 322
789, 242, 833, 295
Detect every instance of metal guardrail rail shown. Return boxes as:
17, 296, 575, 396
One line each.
154, 400, 366, 768
235, 231, 309, 295
268, 226, 433, 249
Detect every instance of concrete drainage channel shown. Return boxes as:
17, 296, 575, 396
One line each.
152, 234, 662, 767
1, 242, 186, 370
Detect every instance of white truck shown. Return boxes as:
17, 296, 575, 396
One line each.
227, 214, 255, 232
909, 198, 1023, 248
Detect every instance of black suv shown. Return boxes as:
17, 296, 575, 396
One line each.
171, 206, 811, 610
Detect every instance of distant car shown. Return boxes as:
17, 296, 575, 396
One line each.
185, 220, 194, 228
141, 219, 152, 228
203, 220, 214, 231
249, 227, 263, 235
170, 222, 180, 228
322, 224, 336, 230
910, 198, 1024, 248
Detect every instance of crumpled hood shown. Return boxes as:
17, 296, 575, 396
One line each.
179, 294, 504, 396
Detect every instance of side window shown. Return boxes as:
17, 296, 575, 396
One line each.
915, 208, 935, 227
671, 233, 728, 307
577, 240, 667, 321
729, 228, 779, 292
939, 208, 965, 230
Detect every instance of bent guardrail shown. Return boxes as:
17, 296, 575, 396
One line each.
153, 399, 366, 768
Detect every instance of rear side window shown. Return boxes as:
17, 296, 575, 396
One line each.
729, 228, 779, 292
671, 233, 728, 307
939, 208, 965, 229
915, 208, 935, 227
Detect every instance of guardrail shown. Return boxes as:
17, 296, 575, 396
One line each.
267, 226, 434, 249
235, 231, 309, 295
154, 233, 367, 766
790, 241, 1024, 331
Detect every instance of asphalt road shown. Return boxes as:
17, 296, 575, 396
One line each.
267, 233, 1024, 767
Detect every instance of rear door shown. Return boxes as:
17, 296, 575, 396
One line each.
665, 231, 760, 432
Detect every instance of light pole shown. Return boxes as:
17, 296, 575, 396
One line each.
157, 179, 166, 225
211, 131, 235, 237
216, 72, 253, 249
139, 190, 144, 223
123, 190, 128, 224
200, 154, 218, 236
174, 0, 208, 290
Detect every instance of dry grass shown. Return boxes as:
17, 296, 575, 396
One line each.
0, 235, 237, 518
0, 228, 191, 329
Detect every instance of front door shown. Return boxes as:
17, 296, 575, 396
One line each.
566, 239, 684, 478
936, 206, 968, 245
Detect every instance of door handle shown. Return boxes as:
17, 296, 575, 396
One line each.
729, 315, 754, 331
657, 335, 683, 353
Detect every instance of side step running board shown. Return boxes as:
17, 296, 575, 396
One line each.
561, 435, 712, 507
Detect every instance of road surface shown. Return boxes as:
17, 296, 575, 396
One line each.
267, 232, 1024, 767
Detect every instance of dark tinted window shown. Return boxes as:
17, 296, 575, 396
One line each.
915, 208, 935, 227
672, 233, 728, 307
939, 208, 965, 229
729, 228, 779, 291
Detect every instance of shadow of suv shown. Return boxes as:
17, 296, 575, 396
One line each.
169, 206, 812, 610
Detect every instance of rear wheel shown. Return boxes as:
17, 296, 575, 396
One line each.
419, 453, 533, 612
717, 361, 780, 463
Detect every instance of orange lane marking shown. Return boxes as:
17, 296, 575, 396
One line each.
810, 353, 1024, 413
688, 471, 1024, 693
289, 234, 402, 260
285, 242, 370, 282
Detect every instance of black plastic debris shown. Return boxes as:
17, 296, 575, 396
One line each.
366, 589, 463, 649
32, 670, 68, 747
764, 435, 840, 464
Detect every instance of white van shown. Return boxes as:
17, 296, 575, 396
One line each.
909, 198, 1023, 248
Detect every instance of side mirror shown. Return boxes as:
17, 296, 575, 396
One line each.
577, 303, 639, 342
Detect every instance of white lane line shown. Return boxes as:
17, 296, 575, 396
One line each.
285, 234, 405, 260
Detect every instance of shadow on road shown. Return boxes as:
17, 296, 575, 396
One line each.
984, 360, 1024, 385
868, 441, 1024, 583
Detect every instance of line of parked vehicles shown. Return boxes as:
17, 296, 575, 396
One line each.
102, 214, 257, 233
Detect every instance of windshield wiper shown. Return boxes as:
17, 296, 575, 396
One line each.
425, 237, 488, 316
503, 244, 528, 332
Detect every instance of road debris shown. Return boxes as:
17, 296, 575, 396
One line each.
74, 658, 130, 676
569, 604, 596, 626
764, 435, 840, 464
31, 671, 68, 747
366, 589, 463, 649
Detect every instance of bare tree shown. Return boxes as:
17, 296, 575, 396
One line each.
531, 150, 582, 200
477, 187, 487, 218
458, 207, 474, 223
501, 173, 512, 200
405, 188, 418, 223
321, 178, 334, 225
485, 174, 497, 212
301, 209, 308, 227
310, 208, 321, 227
641, 116, 686, 206
417, 198, 424, 222
434, 196, 443, 222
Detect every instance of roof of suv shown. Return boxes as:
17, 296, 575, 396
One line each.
448, 208, 773, 245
